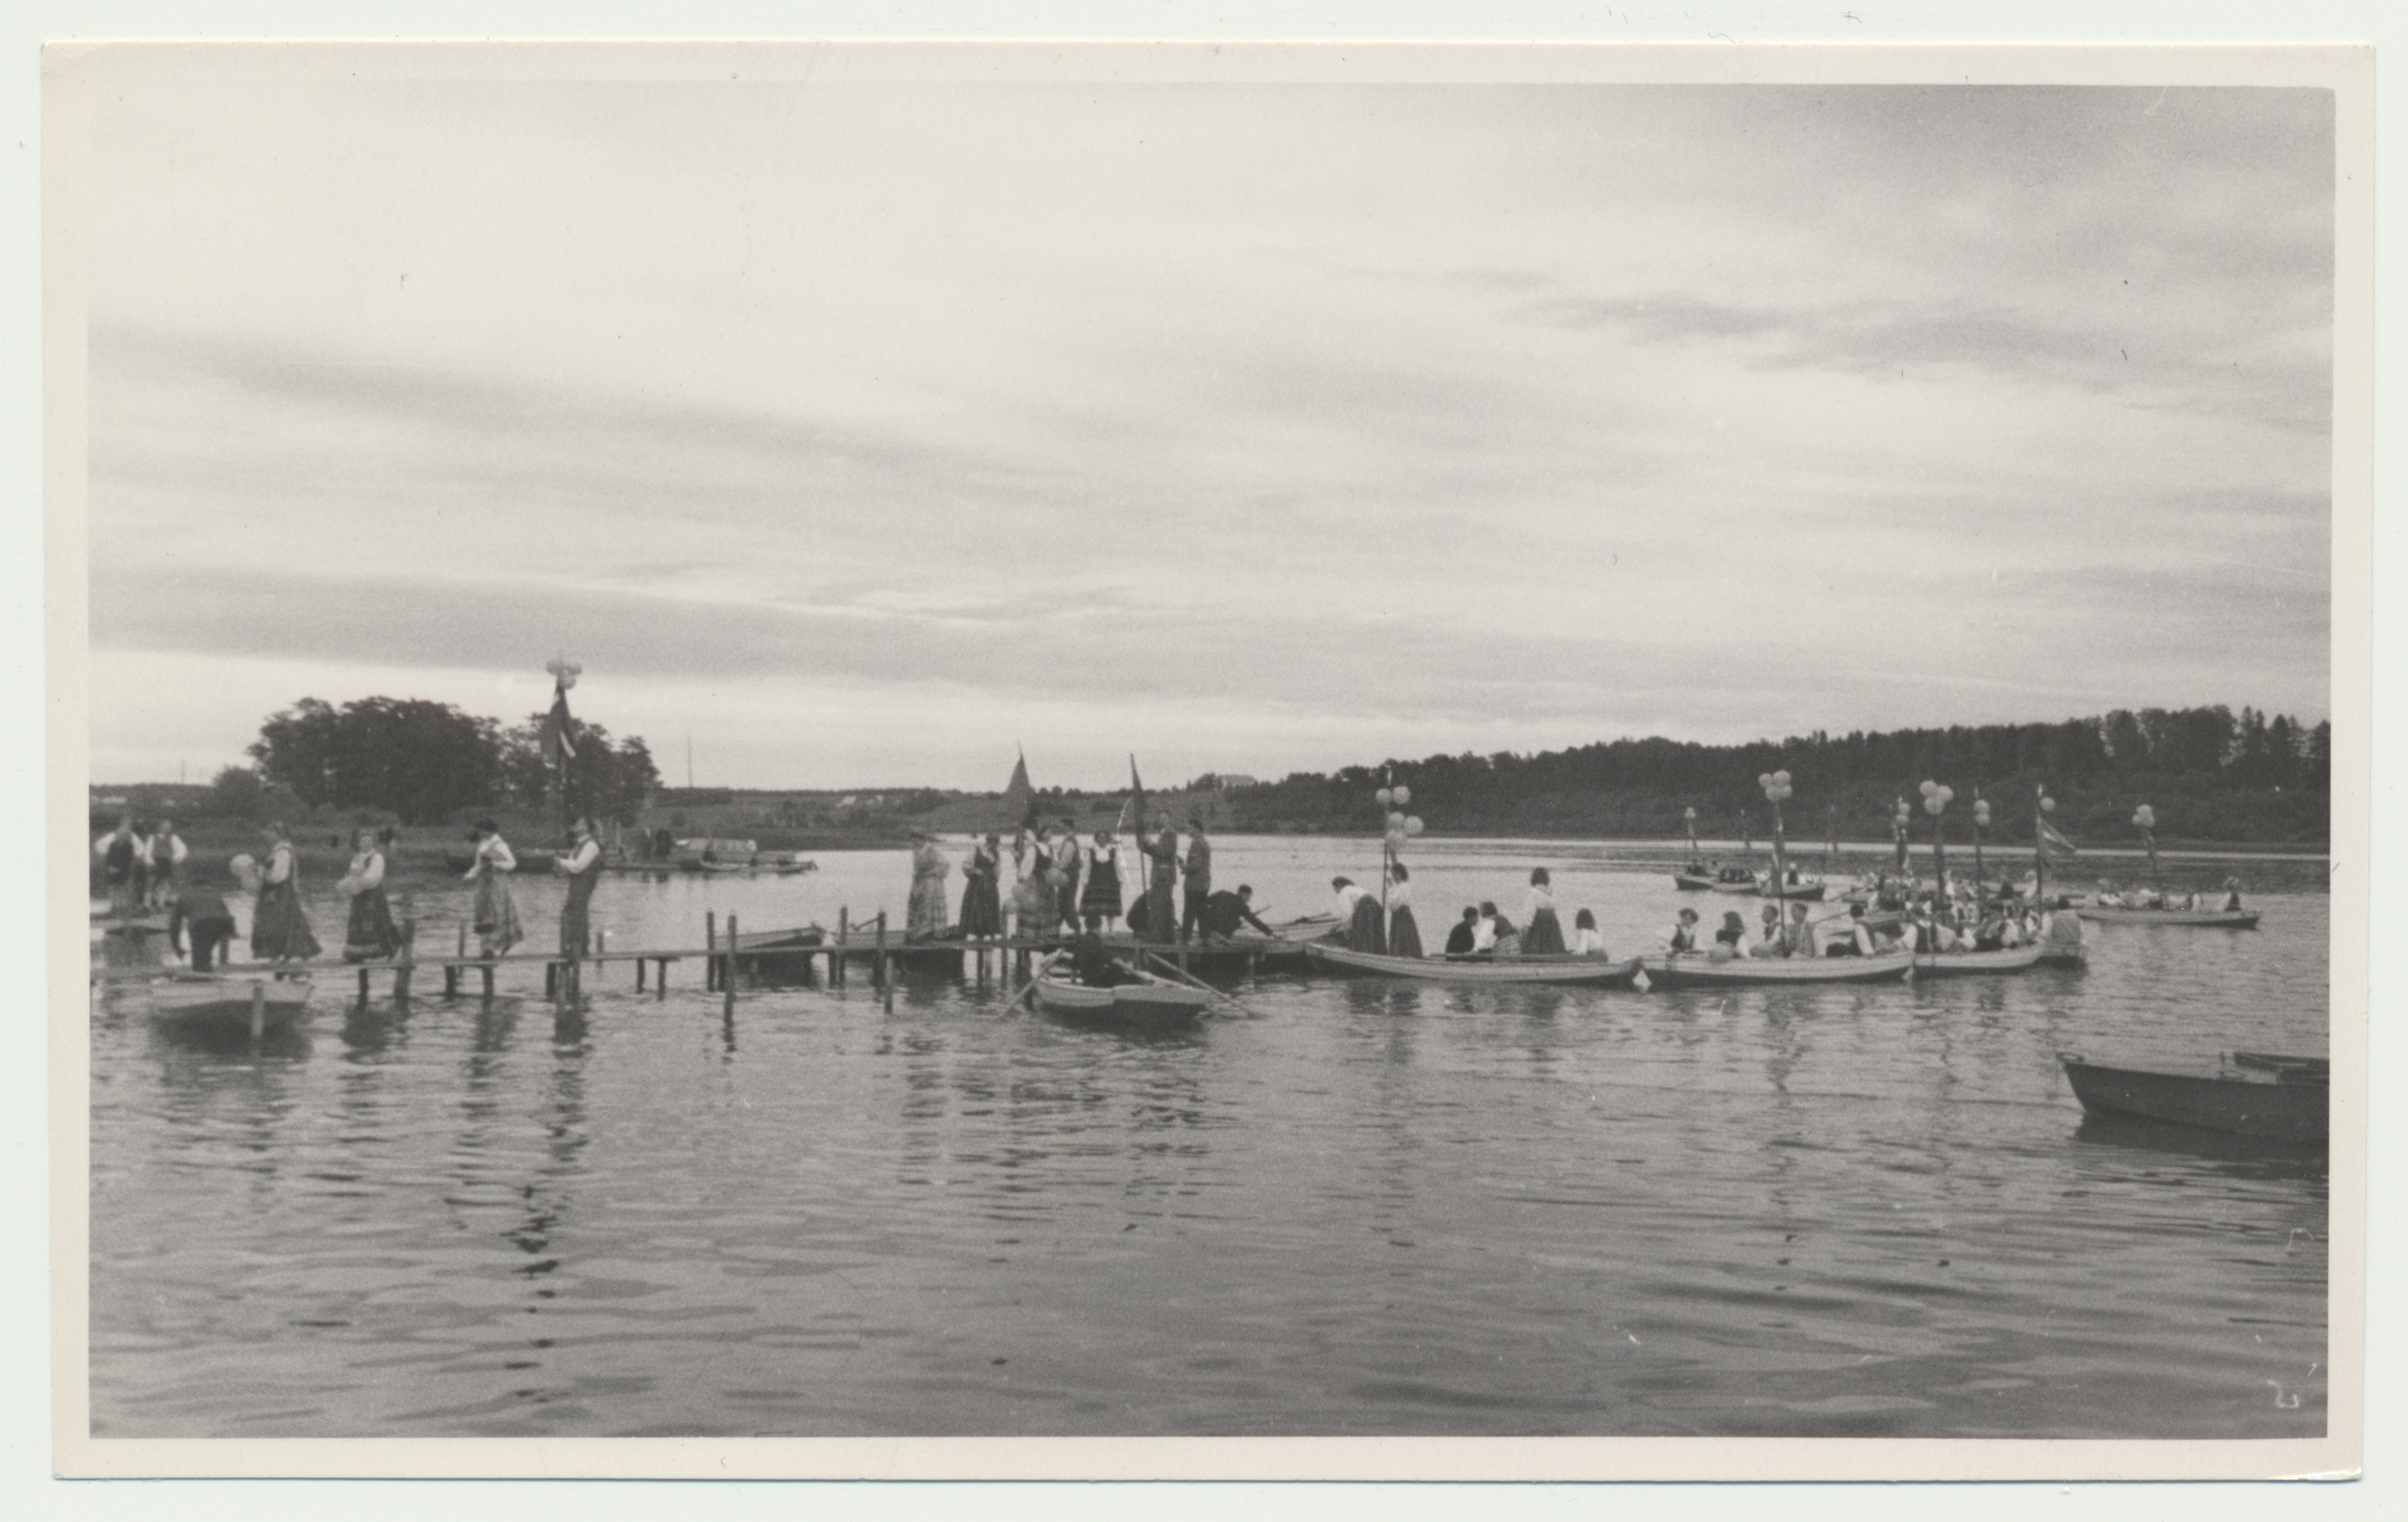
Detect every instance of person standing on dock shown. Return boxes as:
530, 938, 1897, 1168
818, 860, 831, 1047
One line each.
146, 818, 188, 910
251, 821, 323, 963
340, 826, 403, 962
553, 816, 603, 956
1199, 883, 1275, 941
1138, 813, 1180, 944
960, 833, 1003, 940
1052, 818, 1083, 935
906, 833, 950, 941
1178, 817, 1212, 943
1010, 858, 1059, 941
1079, 830, 1123, 929
95, 815, 140, 917
464, 819, 523, 959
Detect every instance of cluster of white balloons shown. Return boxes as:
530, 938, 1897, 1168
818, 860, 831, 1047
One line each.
1919, 778, 1955, 816
2132, 803, 2157, 830
1972, 797, 1991, 828
2040, 793, 2057, 814
1757, 769, 1792, 803
1375, 785, 1425, 851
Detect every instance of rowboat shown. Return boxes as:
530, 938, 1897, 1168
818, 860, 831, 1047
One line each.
1640, 951, 1914, 988
1033, 964, 1214, 1030
146, 973, 313, 1035
2077, 906, 2259, 928
1757, 876, 1827, 902
1675, 870, 1765, 894
1910, 941, 2047, 977
2058, 1051, 2326, 1141
1305, 943, 1643, 987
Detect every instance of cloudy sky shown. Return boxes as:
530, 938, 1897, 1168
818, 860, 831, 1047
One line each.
76, 56, 2334, 791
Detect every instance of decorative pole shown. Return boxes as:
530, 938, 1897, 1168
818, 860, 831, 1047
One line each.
1757, 769, 1793, 908
1892, 797, 1912, 876
1373, 776, 1420, 916
1682, 806, 1699, 863
2035, 785, 2056, 906
2133, 803, 2160, 888
543, 656, 582, 841
1971, 791, 1990, 899
1919, 780, 1955, 922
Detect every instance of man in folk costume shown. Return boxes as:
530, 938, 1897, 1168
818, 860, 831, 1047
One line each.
1177, 816, 1212, 943
1138, 812, 1180, 945
554, 814, 603, 957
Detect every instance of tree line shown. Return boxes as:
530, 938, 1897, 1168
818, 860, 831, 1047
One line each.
1224, 706, 2331, 846
211, 696, 661, 826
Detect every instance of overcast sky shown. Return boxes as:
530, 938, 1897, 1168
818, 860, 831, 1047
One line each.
79, 64, 2334, 791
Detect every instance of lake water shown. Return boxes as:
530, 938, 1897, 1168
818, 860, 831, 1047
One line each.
85, 836, 2329, 1439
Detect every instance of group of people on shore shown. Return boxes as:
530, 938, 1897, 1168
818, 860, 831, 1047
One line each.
118, 818, 605, 974
1333, 866, 1613, 962
905, 813, 1276, 947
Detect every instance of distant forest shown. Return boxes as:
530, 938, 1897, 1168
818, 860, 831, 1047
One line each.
1221, 706, 2331, 846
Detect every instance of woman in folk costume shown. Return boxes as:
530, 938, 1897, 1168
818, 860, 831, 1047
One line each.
1079, 831, 1124, 928
1333, 876, 1385, 955
250, 821, 323, 963
463, 818, 523, 958
1385, 861, 1424, 958
959, 833, 1003, 939
1570, 908, 1607, 957
339, 826, 403, 962
1051, 818, 1084, 933
906, 834, 951, 941
1520, 867, 1567, 954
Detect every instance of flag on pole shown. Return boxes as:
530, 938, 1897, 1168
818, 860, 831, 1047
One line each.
1002, 749, 1035, 828
539, 681, 578, 767
2037, 818, 2080, 859
1128, 755, 1147, 829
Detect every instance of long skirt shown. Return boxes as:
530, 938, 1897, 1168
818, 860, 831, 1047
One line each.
1522, 906, 1567, 956
343, 886, 402, 962
1080, 861, 1123, 920
960, 875, 1001, 936
1388, 906, 1423, 959
1145, 877, 1179, 943
473, 873, 522, 957
559, 873, 598, 956
908, 873, 949, 939
1057, 871, 1083, 932
1347, 895, 1387, 955
251, 879, 322, 961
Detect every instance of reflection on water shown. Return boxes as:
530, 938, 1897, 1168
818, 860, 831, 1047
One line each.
86, 838, 2327, 1439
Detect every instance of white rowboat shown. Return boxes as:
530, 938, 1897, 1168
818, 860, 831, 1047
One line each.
1305, 943, 1643, 987
1641, 951, 1914, 988
146, 974, 313, 1034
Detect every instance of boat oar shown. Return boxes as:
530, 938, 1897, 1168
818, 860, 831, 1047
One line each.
1000, 951, 1063, 1016
1142, 949, 1257, 1019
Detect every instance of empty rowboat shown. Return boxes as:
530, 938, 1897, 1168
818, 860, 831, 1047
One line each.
1640, 951, 1914, 989
1305, 943, 1643, 987
146, 974, 313, 1035
1033, 964, 1214, 1031
2058, 1051, 2326, 1141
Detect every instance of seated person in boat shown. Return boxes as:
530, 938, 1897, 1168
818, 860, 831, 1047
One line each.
1444, 906, 1480, 958
1710, 911, 1748, 960
1667, 906, 1701, 953
1747, 903, 1786, 958
166, 873, 240, 972
1071, 914, 1139, 986
1198, 884, 1275, 941
1717, 864, 1753, 885
1785, 901, 1816, 958
1476, 901, 1521, 957
1825, 903, 1882, 956
2217, 876, 2244, 911
1570, 908, 1607, 957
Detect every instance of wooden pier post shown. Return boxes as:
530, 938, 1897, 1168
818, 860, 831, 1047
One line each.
723, 913, 740, 1021
545, 962, 558, 1000
393, 919, 415, 1005
705, 911, 718, 992
656, 957, 668, 1000
836, 907, 848, 987
249, 979, 266, 1041
446, 922, 463, 997
873, 911, 888, 991
636, 955, 646, 992
357, 965, 371, 1007
481, 961, 496, 999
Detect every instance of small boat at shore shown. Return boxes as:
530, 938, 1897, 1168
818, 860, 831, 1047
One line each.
1305, 943, 1644, 987
1911, 941, 2047, 978
2058, 1051, 2326, 1141
1640, 951, 1914, 988
146, 973, 313, 1034
2077, 906, 2259, 928
1033, 964, 1214, 1030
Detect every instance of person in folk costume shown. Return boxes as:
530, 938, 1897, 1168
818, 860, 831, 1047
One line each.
1665, 906, 1701, 953
1520, 867, 1567, 954
1079, 830, 1124, 929
251, 820, 323, 963
1747, 901, 1786, 958
463, 818, 523, 959
960, 833, 1003, 939
1444, 905, 1480, 957
167, 866, 241, 973
1137, 812, 1180, 945
1009, 859, 1058, 942
1385, 861, 1424, 958
1482, 901, 1522, 958
95, 814, 140, 916
339, 826, 404, 962
146, 818, 189, 909
1333, 876, 1385, 955
1049, 816, 1083, 933
906, 833, 950, 941
1786, 901, 1817, 958
553, 815, 603, 956
1711, 910, 1750, 958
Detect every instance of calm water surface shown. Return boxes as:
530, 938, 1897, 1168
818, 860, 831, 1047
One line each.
87, 837, 2329, 1438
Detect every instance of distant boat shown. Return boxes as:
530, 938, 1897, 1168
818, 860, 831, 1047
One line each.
1675, 866, 1762, 893
1306, 943, 1643, 987
146, 973, 312, 1035
1757, 873, 1827, 901
2059, 1051, 2326, 1141
2077, 906, 2259, 928
1640, 951, 1914, 988
1033, 963, 1213, 1031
